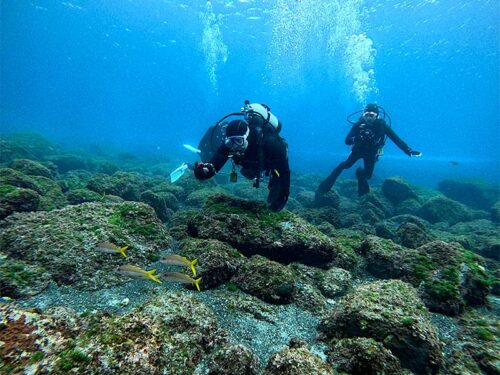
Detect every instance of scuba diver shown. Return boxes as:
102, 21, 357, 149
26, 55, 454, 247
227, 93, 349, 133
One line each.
193, 101, 290, 212
316, 103, 422, 198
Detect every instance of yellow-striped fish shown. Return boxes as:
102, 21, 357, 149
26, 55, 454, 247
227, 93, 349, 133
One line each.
118, 265, 161, 284
160, 255, 198, 276
164, 272, 202, 291
96, 242, 128, 258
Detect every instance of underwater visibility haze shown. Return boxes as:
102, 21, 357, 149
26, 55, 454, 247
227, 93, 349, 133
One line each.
0, 1, 499, 374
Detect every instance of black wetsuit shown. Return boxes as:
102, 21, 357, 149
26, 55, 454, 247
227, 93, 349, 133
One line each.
317, 118, 411, 196
209, 119, 290, 211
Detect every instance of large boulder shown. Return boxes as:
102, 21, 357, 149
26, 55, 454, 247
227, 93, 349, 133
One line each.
395, 221, 431, 248
0, 184, 40, 220
359, 236, 493, 315
327, 337, 406, 375
0, 292, 226, 374
66, 188, 103, 205
0, 168, 66, 211
382, 177, 419, 205
318, 280, 444, 374
186, 194, 359, 270
178, 238, 245, 290
438, 179, 499, 210
207, 344, 260, 375
417, 196, 472, 224
264, 346, 334, 375
87, 172, 145, 201
0, 202, 171, 296
232, 255, 296, 304
9, 159, 53, 178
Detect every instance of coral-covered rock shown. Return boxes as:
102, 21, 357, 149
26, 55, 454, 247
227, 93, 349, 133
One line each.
438, 179, 499, 211
186, 194, 359, 270
327, 337, 405, 375
207, 344, 261, 375
178, 238, 245, 290
318, 280, 444, 374
417, 196, 471, 224
232, 255, 296, 304
0, 184, 40, 219
264, 346, 334, 375
10, 159, 53, 178
0, 202, 171, 295
382, 177, 419, 205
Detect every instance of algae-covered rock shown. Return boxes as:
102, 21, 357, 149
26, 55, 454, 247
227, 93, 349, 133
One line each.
457, 310, 500, 375
1, 132, 58, 161
0, 257, 51, 298
207, 344, 261, 375
0, 168, 66, 211
327, 337, 406, 375
178, 238, 245, 290
140, 190, 173, 222
382, 177, 419, 205
187, 194, 359, 270
232, 255, 296, 304
0, 202, 171, 295
359, 236, 493, 315
318, 280, 444, 374
264, 346, 334, 375
0, 184, 40, 219
290, 263, 352, 299
314, 190, 340, 209
395, 221, 431, 248
66, 189, 103, 205
491, 201, 500, 223
396, 198, 423, 215
9, 159, 53, 178
60, 170, 94, 191
48, 154, 88, 173
81, 292, 225, 374
185, 187, 229, 208
417, 196, 471, 224
0, 304, 81, 373
87, 172, 144, 201
438, 179, 499, 211
0, 292, 226, 374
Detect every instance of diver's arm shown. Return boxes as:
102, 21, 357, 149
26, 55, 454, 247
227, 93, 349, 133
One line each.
194, 145, 228, 180
384, 124, 412, 155
210, 144, 230, 172
345, 124, 359, 145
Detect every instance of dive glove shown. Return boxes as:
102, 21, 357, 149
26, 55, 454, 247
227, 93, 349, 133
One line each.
194, 162, 216, 180
406, 148, 422, 157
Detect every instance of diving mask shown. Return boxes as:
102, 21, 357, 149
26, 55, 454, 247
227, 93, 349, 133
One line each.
225, 135, 248, 153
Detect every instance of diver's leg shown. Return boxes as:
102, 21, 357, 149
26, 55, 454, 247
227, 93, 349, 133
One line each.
316, 151, 360, 196
356, 153, 377, 196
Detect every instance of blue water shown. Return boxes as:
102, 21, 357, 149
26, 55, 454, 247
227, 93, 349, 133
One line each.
1, 0, 499, 187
